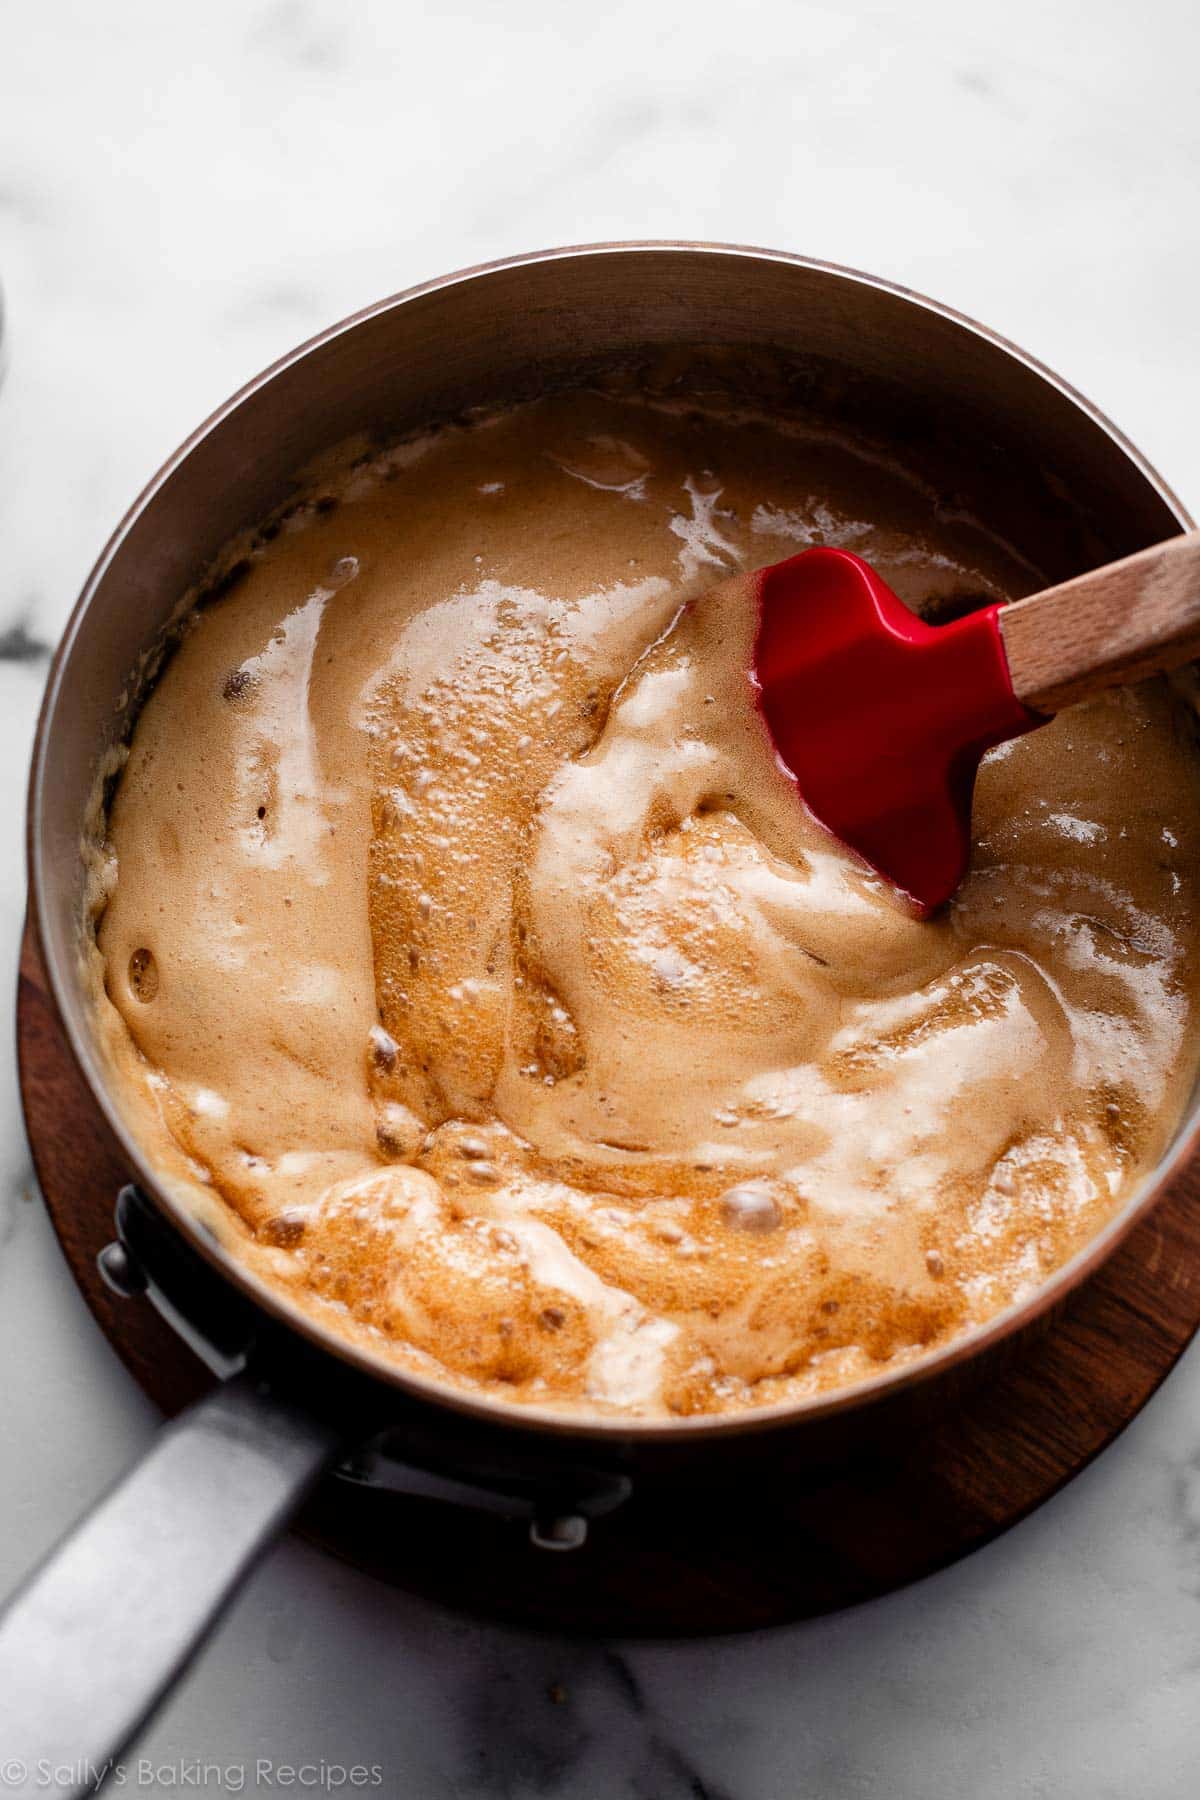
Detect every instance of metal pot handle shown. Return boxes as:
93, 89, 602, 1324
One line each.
0, 1372, 341, 1800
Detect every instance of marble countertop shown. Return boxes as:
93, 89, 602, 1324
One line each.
2, 1, 1199, 1794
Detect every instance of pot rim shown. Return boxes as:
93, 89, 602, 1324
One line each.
27, 239, 1200, 1443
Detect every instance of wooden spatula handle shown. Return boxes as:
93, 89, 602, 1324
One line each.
998, 531, 1200, 714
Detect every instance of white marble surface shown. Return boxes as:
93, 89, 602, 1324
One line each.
2, 0, 1199, 1793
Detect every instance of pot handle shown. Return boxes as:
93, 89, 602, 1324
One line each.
0, 1372, 341, 1800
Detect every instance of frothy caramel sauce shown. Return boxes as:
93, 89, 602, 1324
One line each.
91, 392, 1200, 1417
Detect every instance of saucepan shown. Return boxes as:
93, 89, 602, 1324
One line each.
5, 244, 1196, 1798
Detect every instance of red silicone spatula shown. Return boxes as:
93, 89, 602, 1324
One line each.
750, 532, 1200, 914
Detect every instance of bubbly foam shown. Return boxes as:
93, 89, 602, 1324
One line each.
91, 392, 1200, 1416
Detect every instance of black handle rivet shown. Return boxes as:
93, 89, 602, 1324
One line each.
97, 1241, 147, 1298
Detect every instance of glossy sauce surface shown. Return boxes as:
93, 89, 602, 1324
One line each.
92, 394, 1200, 1416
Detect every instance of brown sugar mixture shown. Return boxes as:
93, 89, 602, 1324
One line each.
89, 391, 1200, 1417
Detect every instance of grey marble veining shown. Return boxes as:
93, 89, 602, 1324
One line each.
2, 0, 1199, 1794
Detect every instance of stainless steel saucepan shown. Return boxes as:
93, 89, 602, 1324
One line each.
5, 244, 1195, 1798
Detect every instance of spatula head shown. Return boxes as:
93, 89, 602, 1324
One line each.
752, 549, 1044, 914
